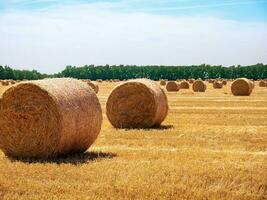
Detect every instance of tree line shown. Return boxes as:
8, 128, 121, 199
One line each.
0, 64, 266, 80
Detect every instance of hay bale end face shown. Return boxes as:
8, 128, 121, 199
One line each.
192, 80, 207, 92
1, 81, 9, 86
180, 81, 190, 89
188, 79, 195, 84
259, 80, 266, 87
106, 79, 169, 129
213, 81, 223, 89
166, 81, 180, 92
231, 78, 253, 96
160, 80, 166, 86
0, 78, 102, 158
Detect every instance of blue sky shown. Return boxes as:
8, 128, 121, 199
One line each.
0, 0, 266, 73
1, 0, 267, 21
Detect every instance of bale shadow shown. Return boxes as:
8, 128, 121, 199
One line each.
8, 151, 116, 165
124, 125, 174, 131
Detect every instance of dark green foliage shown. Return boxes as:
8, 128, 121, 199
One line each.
57, 63, 267, 80
0, 66, 47, 80
0, 64, 266, 80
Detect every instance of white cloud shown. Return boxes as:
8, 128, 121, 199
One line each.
0, 3, 266, 73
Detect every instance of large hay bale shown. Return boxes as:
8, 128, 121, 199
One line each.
213, 81, 223, 89
106, 79, 168, 128
166, 81, 179, 92
85, 80, 99, 94
192, 80, 207, 92
160, 80, 166, 86
231, 78, 253, 96
180, 81, 190, 89
0, 78, 102, 158
259, 80, 266, 87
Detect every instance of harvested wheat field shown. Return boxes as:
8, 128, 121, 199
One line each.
0, 80, 267, 200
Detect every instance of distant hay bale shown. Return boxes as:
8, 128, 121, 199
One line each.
188, 79, 195, 84
213, 81, 223, 89
180, 81, 190, 89
10, 80, 16, 85
1, 80, 8, 86
192, 80, 207, 92
106, 79, 169, 128
166, 81, 179, 92
97, 79, 103, 83
259, 80, 266, 87
0, 78, 102, 158
222, 80, 227, 85
85, 80, 99, 94
160, 80, 166, 86
231, 78, 253, 96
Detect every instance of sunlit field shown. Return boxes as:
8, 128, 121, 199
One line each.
0, 81, 266, 200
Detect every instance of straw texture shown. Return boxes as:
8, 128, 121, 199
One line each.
259, 80, 266, 87
85, 80, 99, 93
0, 78, 102, 158
213, 81, 223, 89
166, 81, 179, 92
192, 80, 207, 92
106, 79, 168, 128
231, 78, 253, 96
180, 81, 190, 89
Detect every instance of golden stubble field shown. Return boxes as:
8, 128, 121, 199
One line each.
0, 81, 267, 200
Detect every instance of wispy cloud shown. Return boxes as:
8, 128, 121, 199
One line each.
0, 1, 266, 73
136, 0, 267, 11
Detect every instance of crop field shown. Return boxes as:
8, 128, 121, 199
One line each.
0, 81, 267, 200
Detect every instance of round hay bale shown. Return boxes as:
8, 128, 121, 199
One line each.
85, 80, 99, 94
192, 80, 207, 92
188, 79, 195, 84
106, 79, 168, 128
10, 80, 16, 85
213, 81, 223, 89
180, 81, 190, 89
97, 79, 103, 83
259, 80, 266, 87
0, 78, 102, 158
1, 81, 9, 86
231, 78, 253, 96
222, 80, 227, 85
166, 81, 179, 92
160, 80, 166, 86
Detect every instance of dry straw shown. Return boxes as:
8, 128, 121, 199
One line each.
160, 80, 166, 86
85, 80, 99, 94
1, 80, 9, 86
106, 79, 169, 129
166, 81, 180, 92
188, 79, 195, 84
231, 78, 253, 96
213, 81, 223, 89
192, 80, 207, 92
0, 78, 102, 158
179, 81, 190, 89
259, 80, 266, 87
